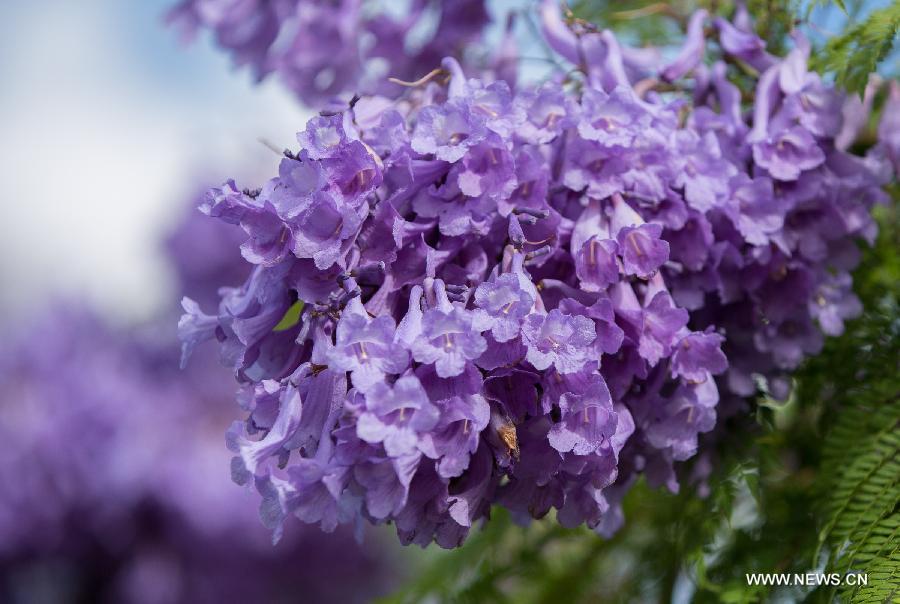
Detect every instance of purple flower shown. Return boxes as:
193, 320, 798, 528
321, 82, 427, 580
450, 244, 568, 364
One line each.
181, 6, 891, 548
357, 375, 440, 457
752, 126, 826, 181
725, 174, 783, 246
297, 114, 354, 161
644, 379, 719, 460
548, 377, 618, 455
521, 310, 597, 374
201, 180, 291, 266
355, 454, 419, 520
575, 237, 620, 292
472, 273, 534, 342
616, 224, 670, 279
515, 83, 576, 144
411, 307, 487, 378
168, 0, 491, 106
713, 15, 775, 71
419, 394, 491, 478
671, 331, 728, 383
411, 101, 486, 163
578, 86, 649, 147
178, 297, 218, 368
638, 291, 689, 366
676, 132, 735, 212
228, 382, 302, 480
665, 213, 714, 271
808, 273, 862, 337
754, 317, 825, 370
661, 10, 708, 81
327, 300, 409, 392
454, 136, 517, 200
286, 190, 366, 270
783, 83, 845, 139
877, 80, 900, 175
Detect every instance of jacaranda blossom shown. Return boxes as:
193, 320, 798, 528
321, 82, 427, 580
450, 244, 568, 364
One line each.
181, 2, 894, 548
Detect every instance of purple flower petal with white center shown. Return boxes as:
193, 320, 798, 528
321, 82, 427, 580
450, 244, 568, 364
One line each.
521, 310, 597, 374
472, 273, 534, 342
411, 101, 486, 163
411, 307, 487, 378
327, 300, 409, 392
356, 375, 439, 458
578, 86, 647, 147
514, 83, 576, 144
297, 114, 352, 160
419, 394, 490, 478
454, 136, 517, 200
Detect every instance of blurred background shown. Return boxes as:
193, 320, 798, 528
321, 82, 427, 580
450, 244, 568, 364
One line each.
0, 0, 310, 324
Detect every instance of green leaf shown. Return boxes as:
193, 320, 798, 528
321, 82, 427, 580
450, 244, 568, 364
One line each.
807, 0, 849, 18
273, 300, 304, 331
813, 2, 900, 95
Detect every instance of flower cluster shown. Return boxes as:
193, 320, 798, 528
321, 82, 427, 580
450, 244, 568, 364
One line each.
181, 2, 893, 548
167, 0, 494, 105
0, 210, 396, 603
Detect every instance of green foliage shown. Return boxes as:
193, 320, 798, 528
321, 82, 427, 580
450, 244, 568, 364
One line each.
812, 2, 900, 95
806, 0, 849, 16
569, 0, 688, 45
821, 396, 900, 602
747, 0, 799, 55
699, 192, 900, 601
380, 510, 603, 604
802, 296, 900, 602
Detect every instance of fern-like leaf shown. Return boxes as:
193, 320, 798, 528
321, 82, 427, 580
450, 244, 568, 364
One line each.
812, 303, 900, 602
814, 2, 900, 95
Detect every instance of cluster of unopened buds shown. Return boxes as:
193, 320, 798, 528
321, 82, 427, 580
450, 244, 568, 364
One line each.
180, 1, 895, 547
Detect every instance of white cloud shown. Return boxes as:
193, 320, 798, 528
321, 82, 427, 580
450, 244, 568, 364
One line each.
0, 0, 310, 323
